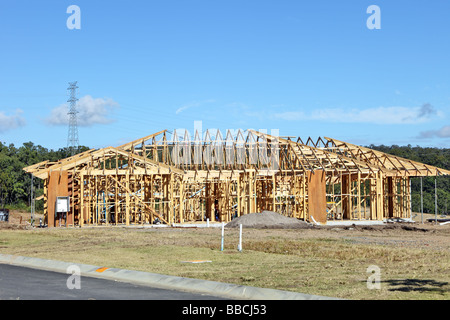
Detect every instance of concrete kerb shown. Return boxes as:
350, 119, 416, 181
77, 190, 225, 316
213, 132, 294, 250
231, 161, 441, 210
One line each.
0, 253, 338, 300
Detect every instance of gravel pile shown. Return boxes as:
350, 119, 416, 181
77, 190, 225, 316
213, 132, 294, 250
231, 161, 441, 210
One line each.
225, 210, 313, 229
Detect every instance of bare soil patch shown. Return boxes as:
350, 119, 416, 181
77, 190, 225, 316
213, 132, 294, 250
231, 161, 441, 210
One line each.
0, 210, 41, 230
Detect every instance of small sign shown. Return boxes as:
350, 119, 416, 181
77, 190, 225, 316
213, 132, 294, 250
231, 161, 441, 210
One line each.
56, 196, 70, 213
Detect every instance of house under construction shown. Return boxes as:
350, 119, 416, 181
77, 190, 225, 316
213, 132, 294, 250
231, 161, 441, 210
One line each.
23, 129, 450, 227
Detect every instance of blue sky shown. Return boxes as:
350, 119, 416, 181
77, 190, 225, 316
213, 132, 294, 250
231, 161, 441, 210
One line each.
0, 0, 449, 150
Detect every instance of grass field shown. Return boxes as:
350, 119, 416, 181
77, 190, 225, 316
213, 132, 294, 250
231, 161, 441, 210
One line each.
0, 212, 449, 300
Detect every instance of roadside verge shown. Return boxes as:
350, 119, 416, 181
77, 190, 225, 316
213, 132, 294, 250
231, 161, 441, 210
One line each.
0, 253, 338, 300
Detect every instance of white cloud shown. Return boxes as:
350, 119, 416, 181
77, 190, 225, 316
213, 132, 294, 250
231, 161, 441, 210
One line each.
272, 111, 304, 121
419, 125, 450, 139
0, 109, 25, 133
176, 99, 215, 114
311, 106, 422, 124
271, 104, 441, 125
46, 95, 119, 127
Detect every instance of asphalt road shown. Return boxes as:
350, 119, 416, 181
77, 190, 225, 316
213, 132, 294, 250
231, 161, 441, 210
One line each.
0, 264, 225, 300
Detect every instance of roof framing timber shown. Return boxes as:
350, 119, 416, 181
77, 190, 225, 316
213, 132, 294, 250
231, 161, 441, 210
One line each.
23, 129, 449, 180
323, 137, 450, 177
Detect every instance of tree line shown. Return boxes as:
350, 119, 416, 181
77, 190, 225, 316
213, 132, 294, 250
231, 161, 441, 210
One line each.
0, 141, 448, 215
368, 144, 450, 215
0, 142, 89, 210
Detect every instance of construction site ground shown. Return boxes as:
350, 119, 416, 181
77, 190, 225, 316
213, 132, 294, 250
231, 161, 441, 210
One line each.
0, 210, 448, 300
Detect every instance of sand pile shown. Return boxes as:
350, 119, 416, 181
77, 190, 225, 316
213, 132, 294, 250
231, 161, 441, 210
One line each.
225, 210, 313, 229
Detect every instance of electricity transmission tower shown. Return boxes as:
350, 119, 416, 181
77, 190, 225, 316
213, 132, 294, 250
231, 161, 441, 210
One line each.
67, 81, 80, 156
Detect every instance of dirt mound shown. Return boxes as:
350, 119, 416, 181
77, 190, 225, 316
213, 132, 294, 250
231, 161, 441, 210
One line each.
225, 211, 313, 229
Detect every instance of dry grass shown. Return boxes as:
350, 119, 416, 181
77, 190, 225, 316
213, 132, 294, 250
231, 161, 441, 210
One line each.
0, 220, 449, 300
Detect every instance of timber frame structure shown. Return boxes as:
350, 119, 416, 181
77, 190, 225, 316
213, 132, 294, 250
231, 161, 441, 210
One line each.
24, 129, 450, 227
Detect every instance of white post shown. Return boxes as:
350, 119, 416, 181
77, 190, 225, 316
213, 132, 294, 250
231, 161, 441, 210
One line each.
30, 174, 34, 227
409, 178, 412, 219
420, 177, 423, 224
238, 224, 242, 252
435, 177, 438, 224
221, 222, 224, 251
206, 218, 209, 228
